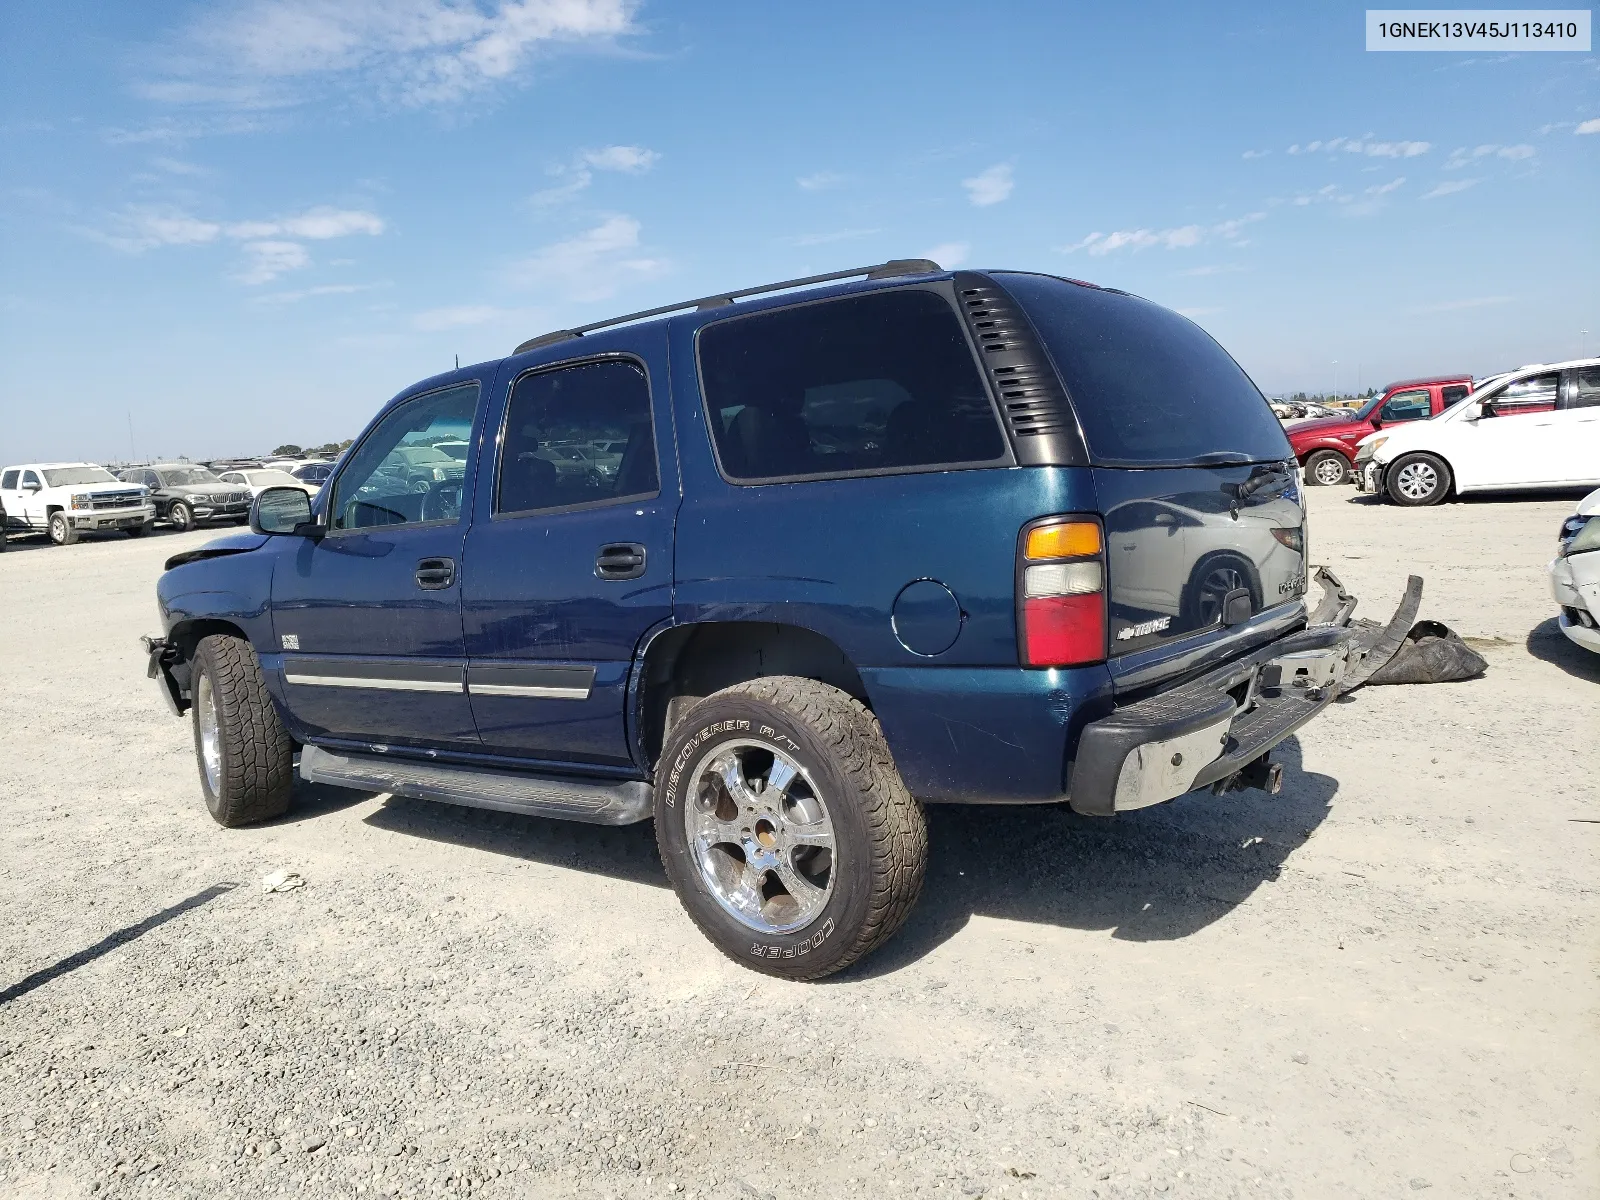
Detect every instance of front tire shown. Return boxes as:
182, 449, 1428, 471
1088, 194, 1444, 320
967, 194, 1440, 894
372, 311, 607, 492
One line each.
191, 635, 295, 827
1304, 450, 1351, 487
48, 511, 78, 546
655, 677, 926, 980
1386, 453, 1451, 506
168, 501, 194, 531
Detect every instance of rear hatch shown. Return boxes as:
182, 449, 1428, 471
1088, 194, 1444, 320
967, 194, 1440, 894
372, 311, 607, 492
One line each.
995, 273, 1308, 689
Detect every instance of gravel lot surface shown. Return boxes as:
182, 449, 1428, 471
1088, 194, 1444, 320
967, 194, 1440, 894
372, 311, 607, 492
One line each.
2, 487, 1596, 1199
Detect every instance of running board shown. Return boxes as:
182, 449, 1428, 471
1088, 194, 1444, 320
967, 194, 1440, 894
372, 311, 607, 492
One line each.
299, 745, 653, 826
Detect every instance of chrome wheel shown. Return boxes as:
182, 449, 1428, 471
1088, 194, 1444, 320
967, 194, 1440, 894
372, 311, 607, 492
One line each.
1395, 460, 1438, 501
196, 671, 222, 797
683, 739, 835, 935
1312, 456, 1347, 486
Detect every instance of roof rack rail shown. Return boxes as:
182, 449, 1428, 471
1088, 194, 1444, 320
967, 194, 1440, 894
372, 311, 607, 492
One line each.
511, 258, 943, 355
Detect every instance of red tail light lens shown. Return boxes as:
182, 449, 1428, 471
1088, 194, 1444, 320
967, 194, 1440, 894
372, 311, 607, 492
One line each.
1018, 518, 1107, 667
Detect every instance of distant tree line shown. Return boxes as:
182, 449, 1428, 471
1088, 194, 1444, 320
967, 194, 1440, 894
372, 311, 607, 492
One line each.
272, 441, 353, 457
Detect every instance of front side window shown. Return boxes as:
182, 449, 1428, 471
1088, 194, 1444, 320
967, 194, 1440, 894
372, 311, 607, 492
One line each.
1573, 367, 1600, 409
1379, 389, 1431, 422
331, 383, 480, 530
43, 466, 117, 486
496, 359, 658, 515
697, 289, 1005, 483
1494, 372, 1559, 415
22, 471, 41, 489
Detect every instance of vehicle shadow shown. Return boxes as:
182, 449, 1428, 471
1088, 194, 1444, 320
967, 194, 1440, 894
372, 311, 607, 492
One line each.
266, 778, 383, 826
847, 735, 1338, 978
362, 794, 668, 889
347, 736, 1336, 972
1526, 616, 1600, 683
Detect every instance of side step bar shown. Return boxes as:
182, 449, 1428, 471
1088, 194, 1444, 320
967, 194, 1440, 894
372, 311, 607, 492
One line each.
299, 745, 653, 826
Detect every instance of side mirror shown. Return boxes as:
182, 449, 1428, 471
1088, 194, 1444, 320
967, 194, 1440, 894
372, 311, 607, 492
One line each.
1478, 400, 1497, 419
24, 482, 41, 493
251, 486, 316, 536
1370, 417, 1383, 430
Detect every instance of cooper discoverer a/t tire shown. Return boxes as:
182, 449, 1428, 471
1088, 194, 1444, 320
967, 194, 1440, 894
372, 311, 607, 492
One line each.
654, 677, 926, 980
191, 634, 295, 827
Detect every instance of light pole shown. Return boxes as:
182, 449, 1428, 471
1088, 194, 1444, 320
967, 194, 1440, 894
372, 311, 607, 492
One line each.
1331, 360, 1338, 402
1583, 329, 1590, 358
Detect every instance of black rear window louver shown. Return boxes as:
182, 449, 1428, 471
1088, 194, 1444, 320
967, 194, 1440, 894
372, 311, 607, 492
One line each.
951, 272, 1088, 467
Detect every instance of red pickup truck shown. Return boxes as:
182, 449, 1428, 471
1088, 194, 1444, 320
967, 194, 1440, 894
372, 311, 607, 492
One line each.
1286, 375, 1475, 485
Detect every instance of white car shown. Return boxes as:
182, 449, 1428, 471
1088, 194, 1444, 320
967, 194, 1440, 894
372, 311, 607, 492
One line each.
1353, 359, 1600, 505
0, 462, 156, 545
1550, 487, 1600, 655
217, 468, 320, 499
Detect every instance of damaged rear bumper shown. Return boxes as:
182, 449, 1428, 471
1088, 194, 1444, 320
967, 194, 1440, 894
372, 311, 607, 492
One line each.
1067, 624, 1354, 816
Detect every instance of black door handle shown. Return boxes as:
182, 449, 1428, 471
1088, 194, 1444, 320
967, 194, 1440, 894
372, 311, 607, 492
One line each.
596, 543, 647, 580
415, 557, 455, 590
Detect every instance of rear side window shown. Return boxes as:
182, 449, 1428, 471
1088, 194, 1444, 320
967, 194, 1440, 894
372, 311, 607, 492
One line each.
1, 470, 17, 490
697, 289, 1005, 482
496, 359, 658, 515
996, 273, 1290, 467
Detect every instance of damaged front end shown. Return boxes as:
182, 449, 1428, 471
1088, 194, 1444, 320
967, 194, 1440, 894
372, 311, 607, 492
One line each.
141, 635, 190, 716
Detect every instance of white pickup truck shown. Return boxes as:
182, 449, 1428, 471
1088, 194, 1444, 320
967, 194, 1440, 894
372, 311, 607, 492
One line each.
0, 462, 156, 545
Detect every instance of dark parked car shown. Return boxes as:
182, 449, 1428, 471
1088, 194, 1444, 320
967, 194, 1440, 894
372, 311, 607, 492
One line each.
143, 258, 1355, 979
292, 462, 334, 488
119, 465, 252, 530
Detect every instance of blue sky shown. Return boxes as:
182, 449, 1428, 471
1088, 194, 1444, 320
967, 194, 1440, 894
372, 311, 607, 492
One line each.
1, 0, 1596, 462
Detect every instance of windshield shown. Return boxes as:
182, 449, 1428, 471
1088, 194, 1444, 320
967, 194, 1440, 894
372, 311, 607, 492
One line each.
42, 466, 118, 486
248, 470, 301, 486
998, 273, 1290, 467
159, 467, 222, 486
1356, 393, 1387, 420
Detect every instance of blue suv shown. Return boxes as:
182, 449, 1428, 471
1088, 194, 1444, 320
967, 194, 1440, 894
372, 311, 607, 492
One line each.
145, 259, 1353, 979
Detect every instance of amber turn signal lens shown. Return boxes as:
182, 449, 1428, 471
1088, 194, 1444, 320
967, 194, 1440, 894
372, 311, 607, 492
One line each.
1025, 521, 1101, 560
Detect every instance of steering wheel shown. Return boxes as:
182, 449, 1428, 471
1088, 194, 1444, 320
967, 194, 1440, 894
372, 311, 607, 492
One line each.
421, 479, 462, 522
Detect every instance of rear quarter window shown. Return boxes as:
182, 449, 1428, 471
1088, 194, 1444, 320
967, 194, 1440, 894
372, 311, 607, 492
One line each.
696, 288, 1007, 482
995, 273, 1290, 467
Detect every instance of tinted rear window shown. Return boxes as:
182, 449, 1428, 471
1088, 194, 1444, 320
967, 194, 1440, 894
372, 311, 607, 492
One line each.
697, 288, 1006, 482
997, 273, 1290, 467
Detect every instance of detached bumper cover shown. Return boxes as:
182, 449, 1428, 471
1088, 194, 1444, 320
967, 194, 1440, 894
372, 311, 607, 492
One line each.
1068, 624, 1353, 816
142, 635, 188, 715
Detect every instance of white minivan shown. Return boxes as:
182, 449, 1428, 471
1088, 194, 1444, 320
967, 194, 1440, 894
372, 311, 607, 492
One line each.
1354, 359, 1600, 505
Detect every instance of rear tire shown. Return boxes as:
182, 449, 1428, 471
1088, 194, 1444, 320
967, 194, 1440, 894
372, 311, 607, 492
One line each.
654, 677, 926, 980
169, 501, 193, 531
48, 511, 78, 546
1304, 450, 1351, 487
191, 635, 295, 827
1385, 452, 1451, 506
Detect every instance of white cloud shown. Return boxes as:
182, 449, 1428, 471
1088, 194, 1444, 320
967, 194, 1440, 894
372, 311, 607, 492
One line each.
1407, 295, 1513, 315
506, 214, 666, 302
159, 0, 638, 109
234, 240, 310, 284
1060, 212, 1263, 257
85, 208, 223, 252
226, 207, 385, 239
962, 163, 1014, 207
579, 144, 658, 173
532, 144, 659, 204
1241, 149, 1270, 160
1575, 118, 1600, 135
1421, 178, 1478, 199
1366, 176, 1406, 196
151, 156, 210, 176
253, 282, 381, 304
1289, 136, 1430, 158
796, 171, 844, 191
1445, 143, 1536, 168
783, 228, 880, 247
413, 304, 507, 331
920, 242, 970, 268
